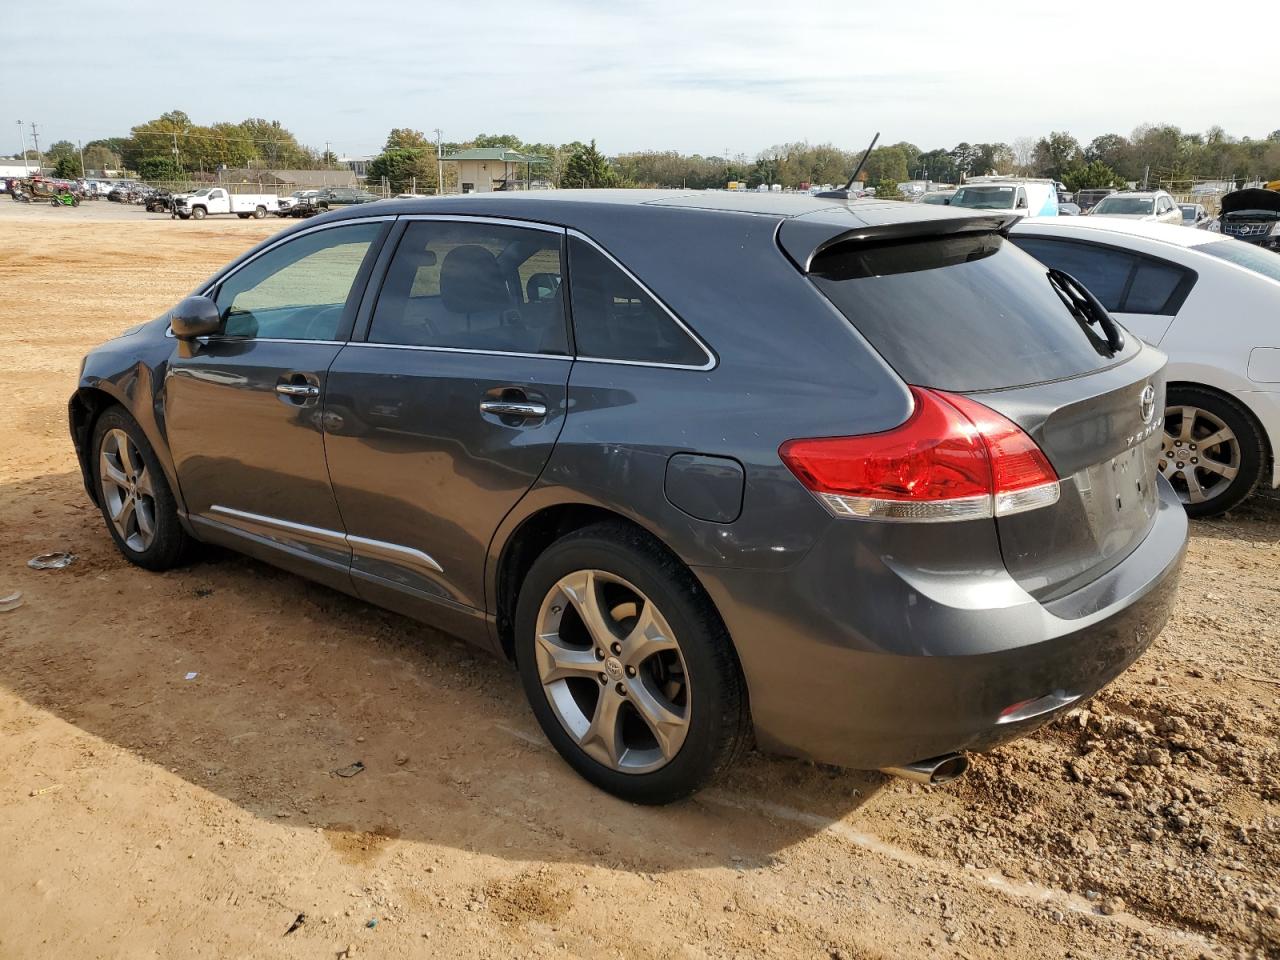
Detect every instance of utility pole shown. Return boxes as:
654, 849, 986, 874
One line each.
325, 140, 331, 168
16, 121, 29, 175
29, 121, 41, 172
433, 128, 444, 195
172, 127, 180, 174
78, 140, 85, 177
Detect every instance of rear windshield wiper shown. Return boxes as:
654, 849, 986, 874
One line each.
1046, 268, 1125, 355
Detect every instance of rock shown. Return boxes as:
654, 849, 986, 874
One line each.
1100, 896, 1125, 916
394, 753, 409, 766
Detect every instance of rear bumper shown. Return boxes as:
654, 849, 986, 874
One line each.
694, 475, 1187, 770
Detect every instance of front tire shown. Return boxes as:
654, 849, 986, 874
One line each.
1160, 385, 1265, 518
514, 522, 749, 804
91, 408, 191, 571
191, 206, 206, 220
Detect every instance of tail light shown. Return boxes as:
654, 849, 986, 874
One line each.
779, 387, 1059, 522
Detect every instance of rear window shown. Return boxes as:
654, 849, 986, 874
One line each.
808, 233, 1136, 392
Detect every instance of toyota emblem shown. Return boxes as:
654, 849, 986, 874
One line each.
1140, 384, 1156, 425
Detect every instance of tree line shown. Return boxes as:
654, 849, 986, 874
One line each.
22, 110, 1280, 195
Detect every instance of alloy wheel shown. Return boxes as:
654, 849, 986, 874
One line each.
1159, 405, 1240, 506
99, 428, 157, 552
533, 569, 690, 774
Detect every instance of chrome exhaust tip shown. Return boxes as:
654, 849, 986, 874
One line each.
880, 752, 969, 785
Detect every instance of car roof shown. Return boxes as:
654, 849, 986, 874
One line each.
362, 188, 986, 222
307, 189, 1014, 274
1013, 216, 1224, 249
1100, 191, 1167, 199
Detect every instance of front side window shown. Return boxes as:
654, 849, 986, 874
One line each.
368, 220, 568, 355
567, 236, 708, 367
215, 222, 382, 340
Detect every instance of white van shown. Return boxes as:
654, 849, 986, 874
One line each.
949, 177, 1059, 218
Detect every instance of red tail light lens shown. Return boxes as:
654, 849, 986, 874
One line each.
779, 387, 1059, 522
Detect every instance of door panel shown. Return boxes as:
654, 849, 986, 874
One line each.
163, 221, 387, 585
322, 346, 571, 612
322, 216, 572, 624
166, 340, 350, 573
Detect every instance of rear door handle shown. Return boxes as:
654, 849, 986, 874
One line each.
480, 400, 547, 419
276, 383, 320, 398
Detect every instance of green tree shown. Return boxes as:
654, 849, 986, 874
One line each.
136, 155, 182, 180
563, 140, 614, 188
83, 143, 120, 173
385, 128, 431, 152
472, 133, 523, 149
366, 147, 436, 192
1062, 160, 1123, 193
1032, 132, 1082, 180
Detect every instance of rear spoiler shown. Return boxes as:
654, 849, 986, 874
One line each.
778, 210, 1017, 273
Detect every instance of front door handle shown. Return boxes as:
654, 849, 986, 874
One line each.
480, 400, 547, 419
276, 383, 320, 399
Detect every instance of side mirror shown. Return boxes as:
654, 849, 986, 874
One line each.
171, 295, 222, 339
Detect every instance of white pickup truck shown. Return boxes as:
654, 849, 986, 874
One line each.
172, 187, 279, 220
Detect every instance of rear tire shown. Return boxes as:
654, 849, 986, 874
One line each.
1161, 385, 1265, 518
253, 205, 267, 219
91, 407, 192, 570
237, 213, 250, 219
514, 521, 749, 804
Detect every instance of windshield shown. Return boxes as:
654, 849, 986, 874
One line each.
1095, 197, 1154, 215
193, 188, 212, 197
921, 194, 952, 205
950, 185, 1016, 210
1201, 239, 1280, 283
1180, 205, 1198, 220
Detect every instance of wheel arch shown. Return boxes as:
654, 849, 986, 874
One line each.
490, 502, 726, 664
69, 385, 127, 506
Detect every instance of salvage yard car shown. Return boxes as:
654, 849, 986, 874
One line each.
69, 192, 1186, 803
948, 177, 1058, 217
1089, 190, 1183, 224
1216, 187, 1280, 250
275, 189, 329, 218
173, 187, 278, 220
1012, 215, 1280, 516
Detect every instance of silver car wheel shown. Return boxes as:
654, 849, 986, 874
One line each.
533, 569, 690, 774
1159, 405, 1240, 506
99, 428, 157, 553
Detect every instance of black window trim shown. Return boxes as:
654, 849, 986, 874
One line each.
1011, 232, 1198, 317
565, 228, 717, 372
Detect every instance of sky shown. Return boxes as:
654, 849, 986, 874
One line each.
4, 0, 1275, 160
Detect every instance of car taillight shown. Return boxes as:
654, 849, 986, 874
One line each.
779, 387, 1059, 522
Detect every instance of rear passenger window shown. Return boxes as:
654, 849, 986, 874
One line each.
1125, 259, 1186, 313
368, 221, 568, 355
1011, 237, 1132, 311
568, 237, 709, 367
1011, 237, 1193, 315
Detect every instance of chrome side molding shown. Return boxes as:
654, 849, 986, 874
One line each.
208, 505, 443, 576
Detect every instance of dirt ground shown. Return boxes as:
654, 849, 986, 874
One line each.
1, 200, 1278, 960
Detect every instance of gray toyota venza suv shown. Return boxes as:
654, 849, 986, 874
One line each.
71, 191, 1187, 803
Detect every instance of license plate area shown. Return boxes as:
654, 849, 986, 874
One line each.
1076, 442, 1159, 557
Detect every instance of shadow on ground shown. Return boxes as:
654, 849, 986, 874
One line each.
0, 468, 884, 874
